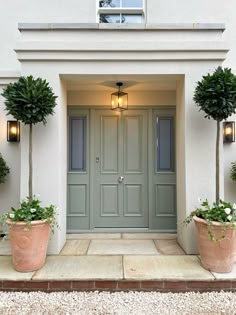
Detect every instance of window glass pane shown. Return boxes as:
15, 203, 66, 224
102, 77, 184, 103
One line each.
122, 0, 142, 7
99, 0, 120, 7
100, 14, 120, 23
122, 14, 143, 23
156, 117, 174, 171
70, 117, 86, 171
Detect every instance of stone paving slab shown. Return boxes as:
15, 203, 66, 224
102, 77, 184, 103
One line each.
88, 240, 159, 255
0, 257, 34, 280
60, 240, 90, 255
0, 240, 11, 255
154, 239, 185, 255
212, 264, 236, 280
124, 256, 215, 280
122, 233, 176, 240
33, 256, 123, 280
67, 233, 121, 240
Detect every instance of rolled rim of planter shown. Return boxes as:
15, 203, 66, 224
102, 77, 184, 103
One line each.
193, 215, 235, 228
6, 219, 49, 227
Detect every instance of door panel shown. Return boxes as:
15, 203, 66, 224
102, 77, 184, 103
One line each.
124, 115, 142, 172
101, 116, 119, 173
100, 184, 119, 216
94, 109, 148, 228
68, 184, 87, 215
124, 184, 143, 216
150, 109, 176, 230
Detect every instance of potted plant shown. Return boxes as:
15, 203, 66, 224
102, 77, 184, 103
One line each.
0, 196, 57, 272
184, 67, 236, 273
0, 75, 57, 272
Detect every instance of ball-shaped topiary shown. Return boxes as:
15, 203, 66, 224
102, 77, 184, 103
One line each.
194, 67, 236, 121
1, 76, 57, 125
0, 154, 10, 184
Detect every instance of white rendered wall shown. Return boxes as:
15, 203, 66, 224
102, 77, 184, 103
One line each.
0, 0, 96, 71
68, 91, 176, 107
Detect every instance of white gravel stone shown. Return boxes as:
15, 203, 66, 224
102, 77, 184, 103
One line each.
0, 291, 236, 314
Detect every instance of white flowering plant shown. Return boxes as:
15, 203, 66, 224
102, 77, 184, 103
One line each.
0, 195, 58, 232
183, 199, 236, 241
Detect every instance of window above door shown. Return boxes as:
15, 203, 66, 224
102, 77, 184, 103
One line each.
98, 0, 145, 23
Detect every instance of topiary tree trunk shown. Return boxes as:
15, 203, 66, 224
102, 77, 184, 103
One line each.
1, 76, 57, 203
29, 123, 33, 202
194, 67, 236, 203
215, 120, 220, 203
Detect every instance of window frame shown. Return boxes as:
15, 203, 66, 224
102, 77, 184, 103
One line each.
97, 0, 145, 24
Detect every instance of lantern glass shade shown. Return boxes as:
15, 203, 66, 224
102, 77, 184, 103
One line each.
111, 82, 128, 111
223, 121, 235, 143
7, 121, 20, 142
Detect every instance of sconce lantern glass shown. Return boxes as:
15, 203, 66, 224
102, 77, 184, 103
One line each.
7, 121, 20, 142
223, 121, 235, 143
111, 82, 128, 111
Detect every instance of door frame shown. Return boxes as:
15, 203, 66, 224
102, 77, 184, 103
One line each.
67, 106, 176, 232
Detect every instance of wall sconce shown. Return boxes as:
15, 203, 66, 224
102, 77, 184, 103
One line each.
7, 121, 20, 142
111, 82, 128, 111
223, 121, 235, 143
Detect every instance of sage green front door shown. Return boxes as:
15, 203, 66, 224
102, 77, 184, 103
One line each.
67, 107, 176, 232
92, 110, 148, 228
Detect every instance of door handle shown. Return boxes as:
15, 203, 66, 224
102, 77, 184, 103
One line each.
118, 176, 124, 183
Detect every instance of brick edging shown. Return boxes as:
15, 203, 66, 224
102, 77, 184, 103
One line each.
0, 280, 236, 292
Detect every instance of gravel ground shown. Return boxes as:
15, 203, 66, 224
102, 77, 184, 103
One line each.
0, 291, 236, 315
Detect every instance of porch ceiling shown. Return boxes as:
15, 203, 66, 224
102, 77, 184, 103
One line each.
61, 74, 182, 92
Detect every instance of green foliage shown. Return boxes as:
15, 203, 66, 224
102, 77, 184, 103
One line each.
0, 154, 10, 184
0, 195, 58, 232
231, 162, 236, 182
183, 199, 236, 241
1, 76, 57, 125
194, 67, 236, 121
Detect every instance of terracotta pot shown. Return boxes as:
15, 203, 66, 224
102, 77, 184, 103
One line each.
7, 219, 50, 272
193, 216, 236, 273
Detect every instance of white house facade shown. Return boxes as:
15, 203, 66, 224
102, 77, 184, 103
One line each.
0, 0, 236, 254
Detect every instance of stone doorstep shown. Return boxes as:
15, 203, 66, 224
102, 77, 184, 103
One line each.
0, 280, 236, 292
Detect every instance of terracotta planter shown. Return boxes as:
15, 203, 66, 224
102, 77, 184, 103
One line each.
7, 219, 50, 272
193, 215, 236, 273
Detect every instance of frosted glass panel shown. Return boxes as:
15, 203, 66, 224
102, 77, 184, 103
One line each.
70, 117, 86, 171
157, 117, 174, 171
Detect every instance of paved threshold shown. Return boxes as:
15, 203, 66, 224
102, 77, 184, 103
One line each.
0, 255, 236, 292
1, 234, 236, 292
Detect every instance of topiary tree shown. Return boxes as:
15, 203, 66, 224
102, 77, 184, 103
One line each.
194, 66, 236, 203
0, 153, 10, 184
1, 76, 57, 202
